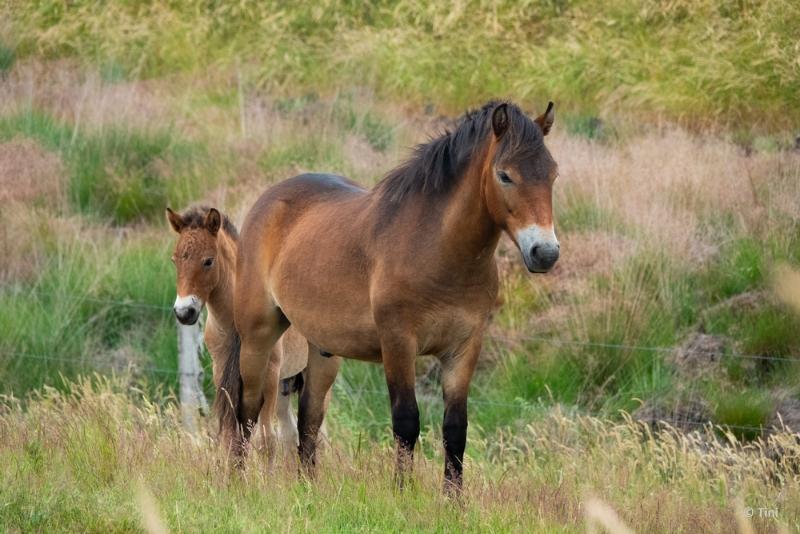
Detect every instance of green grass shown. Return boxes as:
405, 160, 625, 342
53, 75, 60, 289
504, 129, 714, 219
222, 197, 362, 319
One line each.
0, 228, 177, 394
555, 191, 624, 233
332, 95, 396, 152
704, 238, 765, 300
0, 109, 209, 223
564, 114, 616, 142
0, 41, 14, 74
7, 0, 800, 130
260, 137, 346, 175
710, 388, 775, 440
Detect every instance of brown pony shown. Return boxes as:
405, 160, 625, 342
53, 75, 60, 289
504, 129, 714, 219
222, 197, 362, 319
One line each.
222, 101, 559, 491
165, 206, 321, 452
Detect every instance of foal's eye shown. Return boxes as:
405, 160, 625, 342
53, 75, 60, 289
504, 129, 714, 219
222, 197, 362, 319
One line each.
202, 258, 214, 268
497, 171, 513, 185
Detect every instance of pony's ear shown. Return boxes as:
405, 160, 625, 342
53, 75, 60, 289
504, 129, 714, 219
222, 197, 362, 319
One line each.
535, 101, 555, 136
205, 208, 221, 235
166, 207, 183, 233
492, 103, 509, 139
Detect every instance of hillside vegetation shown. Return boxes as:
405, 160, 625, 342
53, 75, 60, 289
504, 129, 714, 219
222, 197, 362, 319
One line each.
4, 0, 800, 132
1, 2, 800, 531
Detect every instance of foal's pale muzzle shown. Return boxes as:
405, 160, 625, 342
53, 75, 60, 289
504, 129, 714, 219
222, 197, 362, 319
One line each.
173, 294, 202, 325
516, 224, 560, 273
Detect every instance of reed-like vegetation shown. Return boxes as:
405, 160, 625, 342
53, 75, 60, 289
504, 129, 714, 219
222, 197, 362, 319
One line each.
1, 3, 799, 529
1, 376, 798, 532
4, 0, 800, 131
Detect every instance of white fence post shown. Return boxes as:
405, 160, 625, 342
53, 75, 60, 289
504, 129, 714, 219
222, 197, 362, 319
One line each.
177, 317, 209, 432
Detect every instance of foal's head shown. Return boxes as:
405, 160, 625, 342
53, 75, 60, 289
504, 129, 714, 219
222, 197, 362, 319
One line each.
166, 206, 226, 325
482, 102, 559, 273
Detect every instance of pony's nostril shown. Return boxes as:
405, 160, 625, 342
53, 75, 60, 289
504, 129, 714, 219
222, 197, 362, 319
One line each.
530, 246, 540, 260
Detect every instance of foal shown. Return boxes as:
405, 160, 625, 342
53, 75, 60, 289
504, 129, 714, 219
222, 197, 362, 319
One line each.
223, 101, 559, 491
166, 206, 312, 451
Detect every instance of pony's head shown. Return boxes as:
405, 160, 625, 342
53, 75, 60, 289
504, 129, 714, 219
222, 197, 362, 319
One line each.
166, 206, 225, 325
482, 102, 559, 273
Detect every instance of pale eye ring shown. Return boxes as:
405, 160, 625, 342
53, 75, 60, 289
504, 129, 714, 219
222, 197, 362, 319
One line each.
497, 170, 513, 184
202, 257, 214, 269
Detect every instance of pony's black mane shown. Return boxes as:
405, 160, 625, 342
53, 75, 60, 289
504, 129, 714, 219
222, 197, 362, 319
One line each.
377, 101, 543, 204
181, 205, 239, 240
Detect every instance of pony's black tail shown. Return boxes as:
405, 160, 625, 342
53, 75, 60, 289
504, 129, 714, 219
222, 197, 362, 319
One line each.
214, 330, 242, 439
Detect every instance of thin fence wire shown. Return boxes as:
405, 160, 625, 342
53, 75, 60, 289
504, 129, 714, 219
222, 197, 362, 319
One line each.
330, 385, 777, 434
5, 288, 798, 363
486, 335, 799, 364
3, 290, 799, 435
0, 350, 184, 376
7, 288, 173, 311
1, 348, 789, 435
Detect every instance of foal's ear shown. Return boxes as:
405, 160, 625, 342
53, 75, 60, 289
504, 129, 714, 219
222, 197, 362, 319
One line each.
492, 103, 509, 139
166, 207, 183, 233
535, 101, 555, 136
205, 208, 221, 235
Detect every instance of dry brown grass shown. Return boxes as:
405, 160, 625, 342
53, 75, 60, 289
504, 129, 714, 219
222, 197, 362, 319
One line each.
1, 58, 799, 531
0, 137, 64, 205
550, 129, 790, 260
1, 377, 798, 532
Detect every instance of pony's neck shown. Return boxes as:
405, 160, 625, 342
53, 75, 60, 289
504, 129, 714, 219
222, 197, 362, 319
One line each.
206, 230, 237, 329
439, 138, 500, 269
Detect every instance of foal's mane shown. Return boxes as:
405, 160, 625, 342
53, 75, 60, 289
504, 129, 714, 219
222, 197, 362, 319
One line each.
180, 205, 239, 240
376, 101, 543, 204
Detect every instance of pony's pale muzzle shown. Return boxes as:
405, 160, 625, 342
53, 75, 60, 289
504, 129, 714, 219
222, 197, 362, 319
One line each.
174, 294, 202, 325
516, 224, 560, 273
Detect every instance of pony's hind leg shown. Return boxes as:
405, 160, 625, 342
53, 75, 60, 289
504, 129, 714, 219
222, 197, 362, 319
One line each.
298, 347, 341, 476
439, 333, 483, 495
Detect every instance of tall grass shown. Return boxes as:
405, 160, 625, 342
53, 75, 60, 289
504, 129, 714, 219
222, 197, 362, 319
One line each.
0, 214, 179, 394
6, 0, 800, 130
0, 109, 208, 223
1, 58, 799, 434
1, 376, 797, 532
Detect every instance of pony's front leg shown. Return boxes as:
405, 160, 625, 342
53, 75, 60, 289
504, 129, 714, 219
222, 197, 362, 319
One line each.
439, 333, 483, 495
380, 335, 419, 488
236, 320, 285, 461
298, 348, 341, 476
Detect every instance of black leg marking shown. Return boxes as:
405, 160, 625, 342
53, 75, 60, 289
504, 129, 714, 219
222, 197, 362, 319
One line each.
443, 399, 467, 494
389, 389, 420, 488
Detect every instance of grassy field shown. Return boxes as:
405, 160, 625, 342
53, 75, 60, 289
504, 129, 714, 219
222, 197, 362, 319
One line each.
1, 2, 800, 532
2, 376, 799, 532
5, 0, 800, 132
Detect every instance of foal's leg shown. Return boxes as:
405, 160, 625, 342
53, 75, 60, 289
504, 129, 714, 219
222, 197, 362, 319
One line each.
276, 388, 298, 454
298, 347, 341, 475
439, 334, 483, 495
380, 335, 419, 487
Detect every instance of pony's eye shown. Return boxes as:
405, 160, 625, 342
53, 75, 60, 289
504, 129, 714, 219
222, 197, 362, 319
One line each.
203, 258, 214, 268
497, 171, 513, 184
